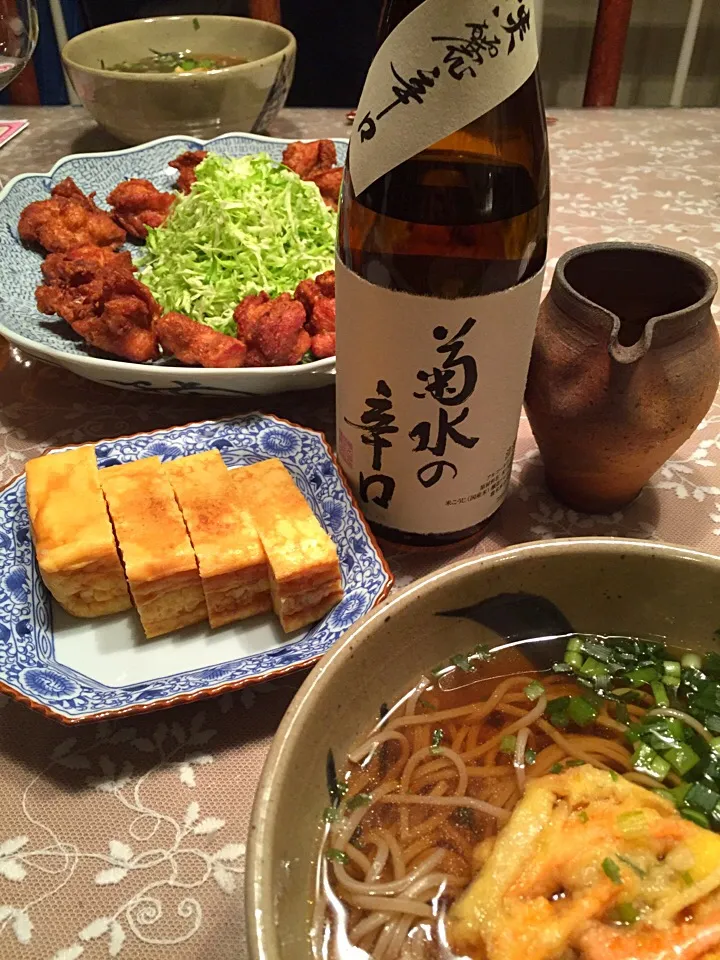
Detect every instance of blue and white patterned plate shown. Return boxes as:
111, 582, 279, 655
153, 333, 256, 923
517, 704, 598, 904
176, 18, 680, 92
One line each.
0, 414, 392, 723
0, 132, 347, 396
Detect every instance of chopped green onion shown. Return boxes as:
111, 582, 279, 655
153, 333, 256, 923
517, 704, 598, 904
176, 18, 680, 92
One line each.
602, 857, 622, 884
706, 715, 720, 734
670, 783, 691, 806
681, 808, 710, 828
680, 870, 694, 886
632, 743, 671, 781
525, 748, 536, 765
430, 728, 444, 755
685, 782, 720, 814
681, 653, 702, 671
326, 848, 349, 864
664, 743, 700, 776
546, 697, 571, 729
568, 696, 599, 728
346, 793, 371, 811
663, 660, 681, 678
651, 681, 670, 707
550, 763, 563, 774
323, 807, 340, 822
419, 699, 436, 711
566, 637, 582, 653
567, 759, 586, 768
664, 675, 681, 689
609, 770, 619, 782
711, 737, 720, 753
580, 657, 609, 680
500, 735, 517, 754
577, 810, 589, 823
625, 666, 660, 687
617, 854, 646, 879
564, 651, 583, 669
655, 788, 676, 806
473, 644, 494, 661
449, 653, 472, 673
615, 902, 639, 924
524, 680, 546, 701
615, 702, 630, 725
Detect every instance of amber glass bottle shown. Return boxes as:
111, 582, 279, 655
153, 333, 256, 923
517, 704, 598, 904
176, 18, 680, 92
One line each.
336, 0, 549, 546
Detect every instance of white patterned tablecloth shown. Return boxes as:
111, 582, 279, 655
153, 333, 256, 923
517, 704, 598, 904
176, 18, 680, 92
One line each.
0, 107, 719, 959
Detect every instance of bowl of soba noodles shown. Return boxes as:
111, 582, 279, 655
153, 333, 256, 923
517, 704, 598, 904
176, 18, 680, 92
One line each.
246, 537, 720, 960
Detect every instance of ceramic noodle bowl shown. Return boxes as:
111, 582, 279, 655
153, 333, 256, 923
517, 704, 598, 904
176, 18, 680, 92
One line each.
524, 242, 720, 513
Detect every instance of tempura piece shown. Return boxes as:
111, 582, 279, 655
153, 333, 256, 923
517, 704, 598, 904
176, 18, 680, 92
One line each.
18, 177, 126, 253
154, 311, 246, 367
100, 457, 207, 638
448, 765, 720, 960
168, 150, 208, 194
107, 178, 175, 239
25, 446, 131, 618
165, 450, 271, 627
233, 292, 310, 366
231, 458, 343, 632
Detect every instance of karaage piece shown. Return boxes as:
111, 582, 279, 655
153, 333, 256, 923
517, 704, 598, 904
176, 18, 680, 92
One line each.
281, 140, 343, 209
309, 331, 335, 359
234, 291, 311, 366
315, 270, 335, 298
307, 296, 336, 359
107, 179, 175, 240
18, 177, 126, 253
41, 247, 134, 287
168, 150, 208, 194
73, 293, 160, 363
308, 167, 343, 210
281, 139, 337, 179
154, 312, 247, 368
36, 263, 161, 363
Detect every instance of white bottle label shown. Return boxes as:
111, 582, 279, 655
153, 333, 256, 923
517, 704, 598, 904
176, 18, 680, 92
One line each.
336, 262, 544, 535
350, 0, 539, 197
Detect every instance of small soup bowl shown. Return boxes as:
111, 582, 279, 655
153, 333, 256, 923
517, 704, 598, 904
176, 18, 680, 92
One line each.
246, 537, 720, 958
62, 15, 296, 145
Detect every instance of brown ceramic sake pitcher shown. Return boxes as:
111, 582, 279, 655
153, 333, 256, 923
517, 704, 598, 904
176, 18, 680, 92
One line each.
524, 242, 720, 512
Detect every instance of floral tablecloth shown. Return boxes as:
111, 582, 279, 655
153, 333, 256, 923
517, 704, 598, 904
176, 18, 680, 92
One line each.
0, 106, 719, 959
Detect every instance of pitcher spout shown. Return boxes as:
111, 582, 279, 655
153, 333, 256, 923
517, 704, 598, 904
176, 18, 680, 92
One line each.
608, 315, 654, 365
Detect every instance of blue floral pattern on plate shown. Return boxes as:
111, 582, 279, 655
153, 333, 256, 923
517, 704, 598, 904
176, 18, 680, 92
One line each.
0, 414, 392, 723
0, 133, 347, 396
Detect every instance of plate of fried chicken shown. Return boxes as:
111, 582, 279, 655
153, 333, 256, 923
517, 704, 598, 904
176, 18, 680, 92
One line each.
0, 133, 346, 395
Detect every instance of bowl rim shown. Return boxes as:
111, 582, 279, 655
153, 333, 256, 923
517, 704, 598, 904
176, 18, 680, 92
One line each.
245, 536, 720, 959
0, 130, 345, 381
62, 15, 296, 79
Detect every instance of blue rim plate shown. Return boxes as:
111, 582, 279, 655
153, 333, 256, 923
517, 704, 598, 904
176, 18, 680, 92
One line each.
0, 413, 392, 723
0, 132, 347, 396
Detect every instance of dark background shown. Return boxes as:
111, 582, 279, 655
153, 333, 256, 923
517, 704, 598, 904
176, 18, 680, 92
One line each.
77, 0, 383, 107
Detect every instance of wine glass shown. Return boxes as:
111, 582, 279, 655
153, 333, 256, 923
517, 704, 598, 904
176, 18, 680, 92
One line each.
0, 0, 38, 92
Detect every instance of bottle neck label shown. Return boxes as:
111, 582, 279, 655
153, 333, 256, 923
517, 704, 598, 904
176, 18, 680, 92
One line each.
350, 0, 539, 197
335, 261, 545, 535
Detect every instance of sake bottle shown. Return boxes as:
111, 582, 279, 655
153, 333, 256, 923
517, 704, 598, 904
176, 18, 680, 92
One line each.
335, 0, 549, 546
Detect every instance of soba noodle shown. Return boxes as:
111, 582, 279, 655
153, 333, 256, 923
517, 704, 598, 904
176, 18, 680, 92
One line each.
312, 645, 674, 960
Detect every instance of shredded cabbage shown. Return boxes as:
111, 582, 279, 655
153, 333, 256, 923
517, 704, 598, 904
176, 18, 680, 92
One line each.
140, 153, 337, 335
